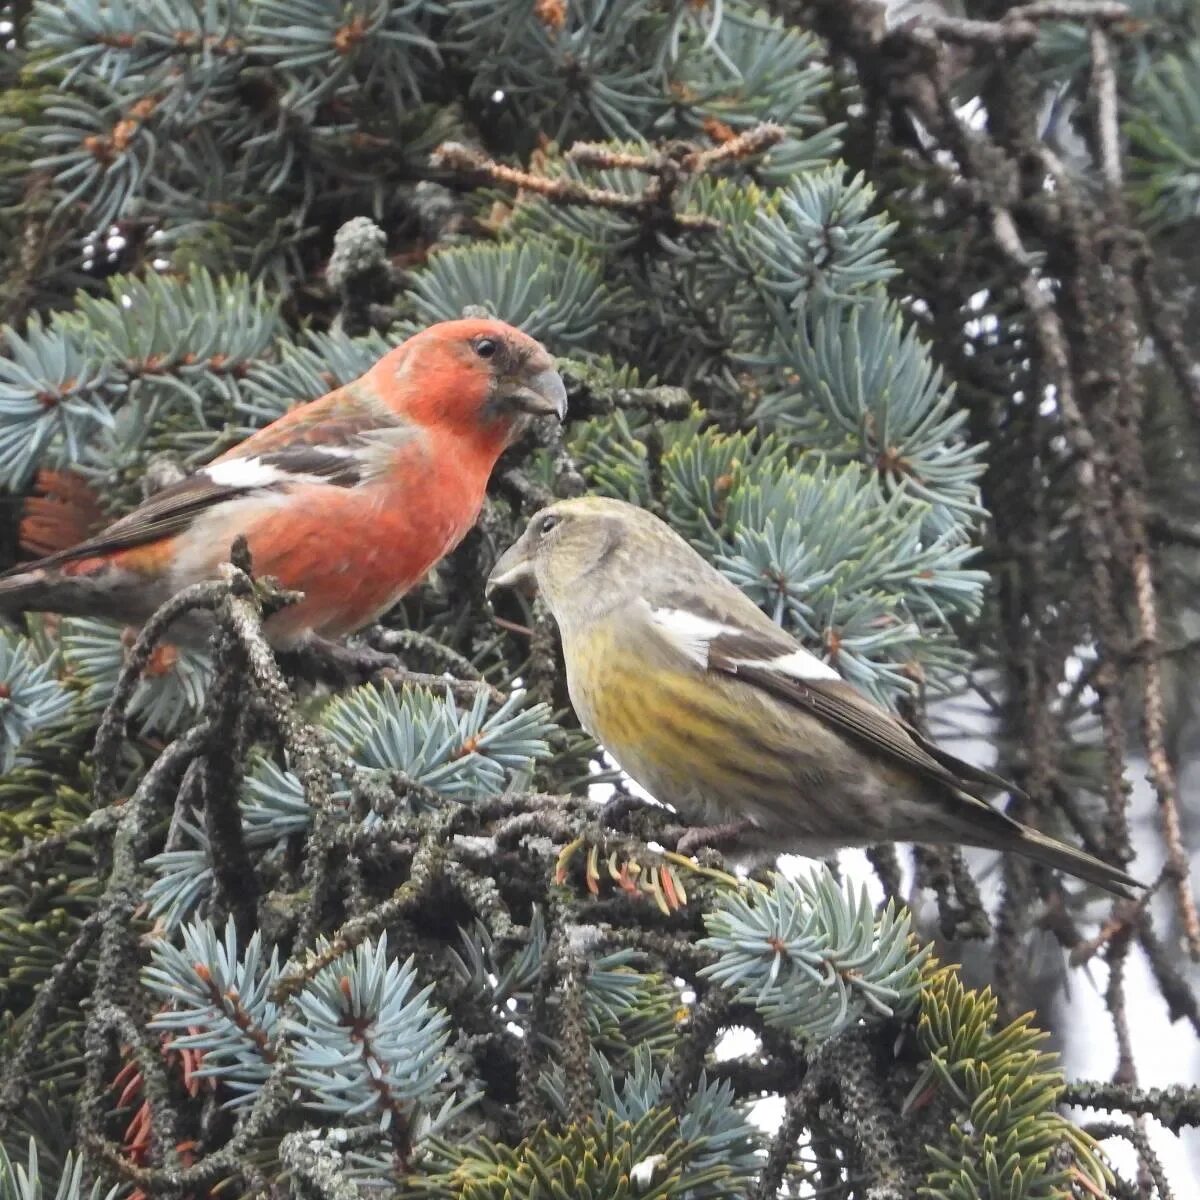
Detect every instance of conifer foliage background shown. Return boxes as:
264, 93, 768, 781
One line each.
0, 0, 1198, 1196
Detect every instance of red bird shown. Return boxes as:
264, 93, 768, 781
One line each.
0, 318, 567, 651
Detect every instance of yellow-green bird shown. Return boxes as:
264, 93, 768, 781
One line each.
487, 496, 1142, 898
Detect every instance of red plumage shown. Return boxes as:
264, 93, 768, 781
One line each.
0, 318, 567, 647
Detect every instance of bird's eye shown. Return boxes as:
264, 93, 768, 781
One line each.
473, 337, 498, 360
538, 513, 560, 536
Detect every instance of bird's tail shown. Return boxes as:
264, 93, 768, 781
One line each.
0, 572, 54, 639
1009, 825, 1142, 899
0, 569, 49, 612
946, 794, 1144, 898
0, 567, 122, 621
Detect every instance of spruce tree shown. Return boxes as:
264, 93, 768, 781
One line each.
0, 0, 1197, 1196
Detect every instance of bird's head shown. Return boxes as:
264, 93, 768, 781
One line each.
376, 318, 567, 442
487, 496, 682, 628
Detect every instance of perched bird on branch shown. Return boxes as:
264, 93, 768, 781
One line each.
488, 496, 1142, 898
0, 318, 567, 658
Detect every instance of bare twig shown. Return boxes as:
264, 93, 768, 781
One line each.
1066, 1080, 1200, 1133
0, 803, 122, 874
1083, 1121, 1177, 1200
1131, 255, 1200, 429
432, 142, 715, 230
913, 1, 1128, 46
1089, 26, 1200, 956
90, 579, 228, 807
989, 204, 1133, 859
434, 126, 784, 235
570, 124, 785, 173
0, 910, 105, 1130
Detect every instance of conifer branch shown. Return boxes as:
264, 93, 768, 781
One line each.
431, 141, 721, 231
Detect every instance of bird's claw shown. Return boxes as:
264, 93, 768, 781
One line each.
598, 792, 653, 832
278, 638, 403, 686
673, 819, 754, 859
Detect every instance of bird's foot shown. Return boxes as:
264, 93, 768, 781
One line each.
278, 637, 402, 687
280, 636, 504, 703
598, 792, 657, 833
673, 818, 755, 859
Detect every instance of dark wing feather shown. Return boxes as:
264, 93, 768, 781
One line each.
704, 625, 1020, 802
2, 406, 408, 576
254, 446, 365, 487
901, 722, 1027, 798
1, 474, 247, 574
